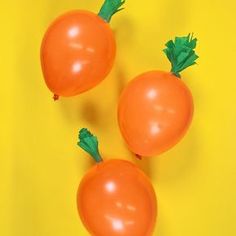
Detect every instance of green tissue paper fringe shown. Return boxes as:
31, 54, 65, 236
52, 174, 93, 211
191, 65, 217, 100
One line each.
163, 34, 199, 78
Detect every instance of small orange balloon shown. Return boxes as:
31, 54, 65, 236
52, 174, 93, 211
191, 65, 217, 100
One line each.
118, 34, 198, 157
41, 10, 115, 98
118, 71, 194, 156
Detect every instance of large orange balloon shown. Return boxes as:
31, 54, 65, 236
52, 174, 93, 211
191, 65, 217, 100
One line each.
40, 10, 115, 98
77, 159, 157, 236
118, 71, 194, 157
77, 128, 157, 236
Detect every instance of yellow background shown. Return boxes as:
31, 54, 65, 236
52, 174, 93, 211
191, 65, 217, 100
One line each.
1, 0, 236, 235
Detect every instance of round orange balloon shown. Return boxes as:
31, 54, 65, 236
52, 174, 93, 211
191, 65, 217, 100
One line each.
77, 159, 157, 236
40, 10, 116, 97
118, 71, 194, 157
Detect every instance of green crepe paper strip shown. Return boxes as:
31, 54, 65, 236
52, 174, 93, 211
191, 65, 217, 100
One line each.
98, 0, 125, 23
163, 34, 199, 78
77, 128, 103, 163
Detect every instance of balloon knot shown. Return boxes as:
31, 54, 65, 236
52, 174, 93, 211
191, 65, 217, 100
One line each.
53, 94, 59, 101
135, 154, 142, 160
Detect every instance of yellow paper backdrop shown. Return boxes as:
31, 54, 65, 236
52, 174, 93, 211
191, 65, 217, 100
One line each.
1, 0, 236, 235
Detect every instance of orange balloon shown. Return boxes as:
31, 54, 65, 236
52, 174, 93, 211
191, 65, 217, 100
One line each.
40, 10, 115, 97
77, 159, 157, 236
118, 71, 194, 157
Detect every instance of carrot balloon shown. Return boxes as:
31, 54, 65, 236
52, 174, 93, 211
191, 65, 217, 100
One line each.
118, 34, 198, 157
41, 0, 125, 99
77, 128, 157, 236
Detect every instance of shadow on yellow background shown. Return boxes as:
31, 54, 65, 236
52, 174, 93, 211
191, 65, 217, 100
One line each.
0, 0, 236, 235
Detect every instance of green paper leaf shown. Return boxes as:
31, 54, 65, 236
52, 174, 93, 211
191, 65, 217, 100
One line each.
163, 34, 199, 77
98, 0, 125, 23
77, 128, 102, 163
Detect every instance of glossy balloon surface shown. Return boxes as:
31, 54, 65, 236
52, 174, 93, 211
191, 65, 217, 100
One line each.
118, 71, 194, 156
41, 10, 116, 97
77, 160, 157, 236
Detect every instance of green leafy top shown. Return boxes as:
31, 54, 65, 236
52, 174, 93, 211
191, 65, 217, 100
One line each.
77, 128, 103, 163
98, 0, 125, 23
163, 34, 199, 78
